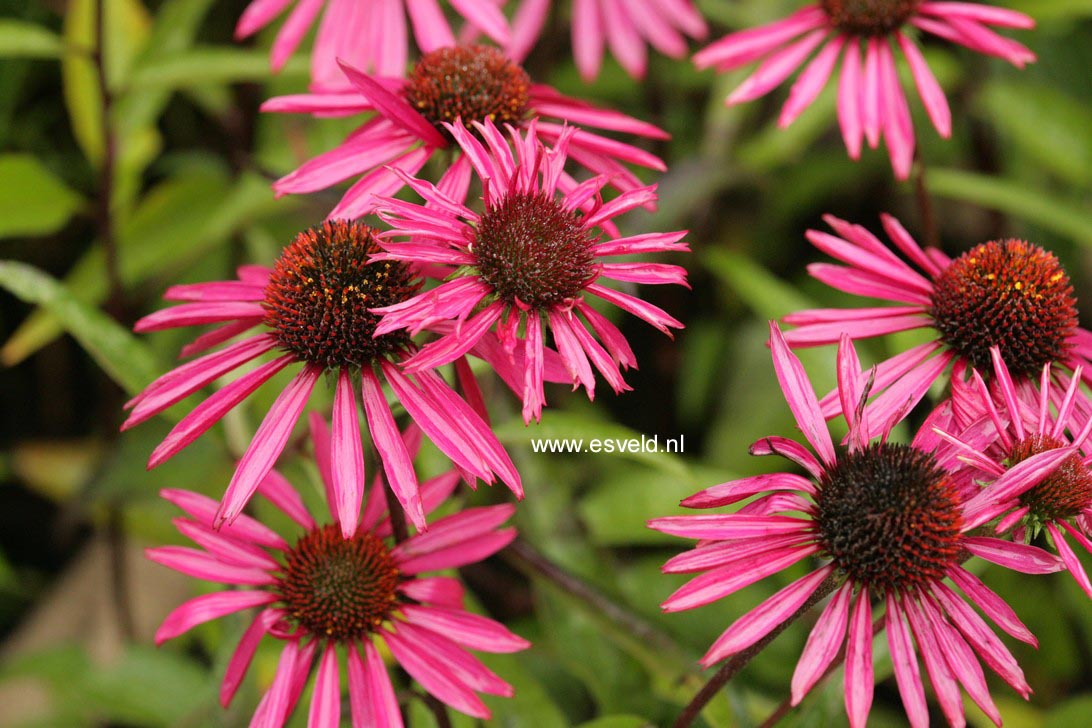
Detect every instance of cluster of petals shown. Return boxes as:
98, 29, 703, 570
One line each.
148, 424, 528, 726
263, 49, 668, 220
694, 3, 1035, 178
236, 0, 512, 89
125, 260, 523, 536
933, 348, 1092, 598
650, 324, 1068, 728
507, 0, 708, 81
781, 213, 1092, 419
370, 119, 688, 423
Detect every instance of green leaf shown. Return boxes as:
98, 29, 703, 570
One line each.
703, 247, 816, 319
82, 646, 212, 727
0, 646, 211, 728
926, 168, 1092, 248
1046, 696, 1092, 728
0, 154, 84, 238
977, 81, 1092, 186
1003, 0, 1092, 19
1, 169, 282, 366
127, 47, 306, 90
576, 717, 654, 728
61, 0, 152, 166
0, 261, 159, 395
579, 464, 732, 546
0, 20, 63, 58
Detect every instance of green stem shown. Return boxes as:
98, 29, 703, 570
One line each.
672, 575, 840, 728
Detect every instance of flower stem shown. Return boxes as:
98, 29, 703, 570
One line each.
383, 485, 410, 544
94, 0, 123, 312
914, 150, 940, 251
671, 575, 840, 728
504, 537, 686, 662
757, 612, 884, 728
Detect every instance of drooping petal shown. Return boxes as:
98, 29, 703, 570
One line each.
791, 582, 852, 705
309, 644, 341, 728
147, 355, 295, 469
221, 609, 280, 708
217, 366, 321, 526
402, 604, 530, 653
332, 368, 366, 537
361, 368, 425, 531
155, 591, 277, 645
700, 565, 833, 666
844, 591, 874, 728
885, 595, 929, 728
382, 628, 490, 718
349, 641, 404, 728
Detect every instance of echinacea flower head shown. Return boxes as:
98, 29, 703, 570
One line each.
782, 214, 1092, 429
263, 44, 669, 219
507, 0, 708, 81
371, 120, 688, 423
694, 2, 1035, 178
935, 347, 1092, 598
148, 430, 528, 726
649, 325, 1069, 728
235, 0, 512, 89
125, 220, 522, 536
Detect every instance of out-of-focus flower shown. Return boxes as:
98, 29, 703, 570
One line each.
148, 426, 527, 726
235, 0, 511, 90
507, 0, 708, 81
936, 347, 1092, 598
781, 214, 1092, 429
125, 220, 522, 535
263, 44, 668, 219
371, 120, 688, 423
650, 325, 1067, 728
694, 2, 1035, 178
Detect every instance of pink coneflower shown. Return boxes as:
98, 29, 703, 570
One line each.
507, 0, 708, 81
781, 214, 1092, 429
262, 44, 668, 219
148, 430, 528, 726
935, 347, 1092, 598
370, 119, 688, 423
650, 325, 1069, 728
235, 0, 511, 89
125, 220, 522, 535
694, 2, 1035, 178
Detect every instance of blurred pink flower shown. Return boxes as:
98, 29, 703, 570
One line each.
371, 120, 688, 423
125, 220, 522, 536
781, 215, 1092, 429
235, 0, 512, 90
263, 44, 668, 219
935, 347, 1092, 598
650, 325, 1066, 728
507, 0, 708, 80
694, 2, 1035, 178
148, 430, 527, 726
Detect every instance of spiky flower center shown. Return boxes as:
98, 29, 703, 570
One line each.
816, 442, 962, 592
276, 525, 400, 641
262, 221, 419, 369
472, 191, 597, 308
930, 240, 1078, 378
406, 45, 531, 140
1008, 435, 1092, 522
820, 0, 921, 35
